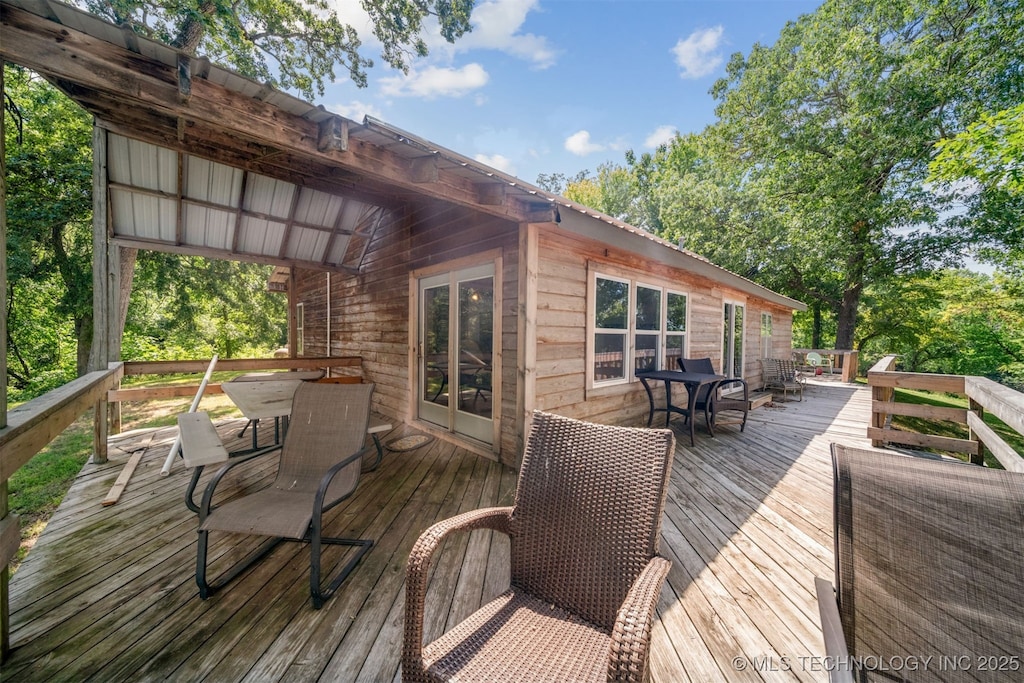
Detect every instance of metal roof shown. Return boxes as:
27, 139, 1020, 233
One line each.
105, 132, 389, 271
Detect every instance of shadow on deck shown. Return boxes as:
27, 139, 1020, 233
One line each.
2, 381, 874, 682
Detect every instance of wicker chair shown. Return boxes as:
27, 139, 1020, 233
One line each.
678, 357, 749, 433
816, 444, 1024, 683
760, 358, 804, 402
196, 382, 375, 609
402, 411, 675, 683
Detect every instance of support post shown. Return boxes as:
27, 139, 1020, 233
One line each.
90, 123, 115, 462
1, 58, 11, 664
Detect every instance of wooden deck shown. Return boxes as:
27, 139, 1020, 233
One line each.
2, 380, 873, 682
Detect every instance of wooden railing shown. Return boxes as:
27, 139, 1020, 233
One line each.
107, 356, 362, 434
0, 362, 125, 656
867, 355, 1024, 473
792, 348, 859, 382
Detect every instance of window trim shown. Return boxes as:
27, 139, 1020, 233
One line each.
587, 268, 689, 390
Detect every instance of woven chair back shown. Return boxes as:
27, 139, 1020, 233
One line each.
509, 412, 674, 630
679, 357, 717, 402
776, 359, 799, 381
832, 445, 1024, 681
273, 382, 373, 505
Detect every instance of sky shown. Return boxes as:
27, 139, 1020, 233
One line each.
323, 0, 824, 186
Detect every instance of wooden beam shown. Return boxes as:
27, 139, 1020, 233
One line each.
0, 514, 17, 571
475, 182, 506, 206
176, 54, 192, 103
317, 116, 347, 153
409, 155, 438, 183
121, 356, 361, 375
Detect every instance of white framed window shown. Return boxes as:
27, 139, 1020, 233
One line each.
593, 275, 630, 384
589, 271, 689, 387
634, 284, 661, 375
760, 312, 773, 359
722, 302, 745, 380
665, 290, 688, 371
295, 302, 305, 356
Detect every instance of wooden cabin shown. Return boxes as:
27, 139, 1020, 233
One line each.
285, 180, 804, 464
1, 0, 803, 468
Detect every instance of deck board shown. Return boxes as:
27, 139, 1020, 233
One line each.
3, 381, 876, 682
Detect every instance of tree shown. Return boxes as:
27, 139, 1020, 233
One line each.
707, 0, 1024, 349
82, 0, 476, 98
928, 103, 1024, 272
3, 66, 94, 382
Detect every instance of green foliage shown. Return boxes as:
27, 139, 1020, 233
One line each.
856, 270, 1024, 388
930, 102, 1024, 197
4, 65, 95, 387
82, 0, 476, 98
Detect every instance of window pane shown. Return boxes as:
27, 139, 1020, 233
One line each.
733, 305, 744, 378
666, 335, 683, 370
594, 333, 626, 381
636, 287, 661, 331
667, 293, 687, 332
635, 334, 659, 373
596, 278, 629, 329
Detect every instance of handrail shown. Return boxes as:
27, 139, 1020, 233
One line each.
106, 357, 363, 431
0, 363, 124, 481
1, 363, 125, 583
867, 355, 1024, 472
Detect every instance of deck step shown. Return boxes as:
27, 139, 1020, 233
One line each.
748, 391, 773, 410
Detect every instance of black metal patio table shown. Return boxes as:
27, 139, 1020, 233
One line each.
637, 370, 726, 446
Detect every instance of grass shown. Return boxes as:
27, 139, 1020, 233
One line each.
7, 374, 242, 573
868, 382, 1024, 469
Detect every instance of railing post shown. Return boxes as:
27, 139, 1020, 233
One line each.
968, 398, 986, 466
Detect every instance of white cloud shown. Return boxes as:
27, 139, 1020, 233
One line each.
380, 64, 490, 98
475, 153, 516, 175
645, 125, 678, 148
672, 26, 725, 79
454, 0, 559, 68
326, 100, 384, 123
565, 130, 605, 156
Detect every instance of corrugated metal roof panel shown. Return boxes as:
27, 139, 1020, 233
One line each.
108, 135, 177, 193
185, 157, 242, 207
183, 205, 233, 250
294, 188, 343, 228
285, 227, 329, 262
243, 175, 295, 218
237, 217, 286, 255
109, 189, 176, 242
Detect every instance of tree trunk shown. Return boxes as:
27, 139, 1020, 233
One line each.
117, 246, 136, 341
75, 314, 93, 377
811, 304, 822, 349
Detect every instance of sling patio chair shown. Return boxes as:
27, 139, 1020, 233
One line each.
678, 357, 750, 433
760, 358, 804, 402
816, 444, 1024, 683
196, 382, 375, 609
402, 411, 675, 683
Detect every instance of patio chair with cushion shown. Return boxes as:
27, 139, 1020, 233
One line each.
196, 382, 375, 609
760, 358, 804, 402
402, 411, 675, 683
678, 357, 749, 433
815, 444, 1024, 683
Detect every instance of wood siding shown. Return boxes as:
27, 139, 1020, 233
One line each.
292, 202, 521, 463
533, 228, 794, 427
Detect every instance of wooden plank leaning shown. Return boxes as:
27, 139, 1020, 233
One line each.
160, 355, 218, 476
